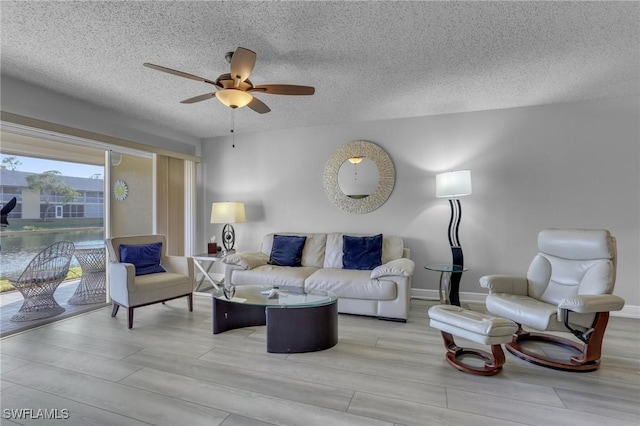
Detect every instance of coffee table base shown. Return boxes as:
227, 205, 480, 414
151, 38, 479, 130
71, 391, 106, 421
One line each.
212, 297, 338, 353
266, 302, 338, 353
213, 298, 266, 334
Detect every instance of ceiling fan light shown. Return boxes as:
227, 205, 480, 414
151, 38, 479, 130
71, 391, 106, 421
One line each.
216, 89, 253, 108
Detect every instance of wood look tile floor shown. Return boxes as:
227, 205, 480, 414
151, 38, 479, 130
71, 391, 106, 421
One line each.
1, 296, 638, 426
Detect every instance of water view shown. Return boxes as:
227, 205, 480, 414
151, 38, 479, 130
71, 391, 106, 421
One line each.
0, 229, 104, 277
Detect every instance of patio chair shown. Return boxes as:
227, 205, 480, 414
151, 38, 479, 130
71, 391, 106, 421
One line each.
9, 241, 75, 321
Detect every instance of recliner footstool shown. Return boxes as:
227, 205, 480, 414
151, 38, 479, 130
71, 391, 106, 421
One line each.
428, 304, 518, 376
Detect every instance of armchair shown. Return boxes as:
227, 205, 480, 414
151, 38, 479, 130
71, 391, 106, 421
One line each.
106, 235, 194, 329
480, 228, 624, 372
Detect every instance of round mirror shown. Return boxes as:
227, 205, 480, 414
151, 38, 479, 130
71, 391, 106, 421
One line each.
338, 157, 379, 199
324, 140, 395, 214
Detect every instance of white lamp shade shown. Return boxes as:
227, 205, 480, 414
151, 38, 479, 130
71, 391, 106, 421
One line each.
435, 170, 472, 198
216, 89, 253, 109
210, 202, 246, 224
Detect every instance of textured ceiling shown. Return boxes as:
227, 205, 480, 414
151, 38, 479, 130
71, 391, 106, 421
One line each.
1, 1, 638, 139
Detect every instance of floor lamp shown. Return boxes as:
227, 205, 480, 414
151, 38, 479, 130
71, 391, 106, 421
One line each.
210, 202, 246, 253
435, 170, 472, 306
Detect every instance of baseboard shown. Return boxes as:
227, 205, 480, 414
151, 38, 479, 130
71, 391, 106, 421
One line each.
411, 289, 640, 319
616, 304, 640, 319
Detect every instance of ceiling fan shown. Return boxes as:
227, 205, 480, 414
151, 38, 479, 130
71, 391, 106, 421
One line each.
144, 47, 315, 114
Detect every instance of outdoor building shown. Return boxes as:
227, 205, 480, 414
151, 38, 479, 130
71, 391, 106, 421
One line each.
0, 169, 104, 220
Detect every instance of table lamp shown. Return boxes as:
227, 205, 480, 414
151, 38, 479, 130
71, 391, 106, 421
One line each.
210, 202, 246, 252
435, 170, 472, 306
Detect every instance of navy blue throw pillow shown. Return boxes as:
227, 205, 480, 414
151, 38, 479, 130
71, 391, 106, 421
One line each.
269, 235, 307, 267
119, 242, 166, 276
343, 234, 383, 270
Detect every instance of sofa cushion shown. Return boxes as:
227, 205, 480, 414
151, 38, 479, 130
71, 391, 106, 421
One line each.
269, 235, 307, 266
134, 272, 190, 291
230, 265, 319, 288
342, 234, 383, 270
261, 233, 327, 268
119, 242, 166, 276
224, 252, 269, 269
381, 235, 405, 263
324, 233, 405, 268
128, 273, 192, 307
305, 268, 397, 300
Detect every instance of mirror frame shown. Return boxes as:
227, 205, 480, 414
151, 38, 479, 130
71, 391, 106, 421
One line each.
323, 140, 395, 214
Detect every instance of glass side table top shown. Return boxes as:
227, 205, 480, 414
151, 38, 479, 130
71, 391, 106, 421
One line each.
192, 252, 226, 260
212, 285, 337, 308
425, 264, 468, 305
425, 264, 468, 273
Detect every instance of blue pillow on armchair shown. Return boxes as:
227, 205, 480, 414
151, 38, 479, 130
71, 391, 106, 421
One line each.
343, 234, 383, 270
119, 242, 166, 276
269, 235, 307, 267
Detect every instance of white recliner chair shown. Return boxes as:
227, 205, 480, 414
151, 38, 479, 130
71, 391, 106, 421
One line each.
480, 228, 624, 372
106, 235, 194, 329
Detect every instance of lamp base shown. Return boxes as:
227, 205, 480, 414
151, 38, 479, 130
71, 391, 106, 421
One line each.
446, 198, 464, 307
449, 246, 463, 306
222, 223, 236, 251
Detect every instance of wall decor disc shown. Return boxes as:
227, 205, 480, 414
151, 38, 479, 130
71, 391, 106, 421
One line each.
114, 180, 128, 201
324, 140, 395, 214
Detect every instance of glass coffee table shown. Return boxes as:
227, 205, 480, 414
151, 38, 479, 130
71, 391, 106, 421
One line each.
211, 285, 338, 354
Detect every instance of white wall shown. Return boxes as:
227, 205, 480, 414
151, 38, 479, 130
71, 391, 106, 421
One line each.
110, 154, 153, 237
1, 75, 201, 156
201, 96, 639, 311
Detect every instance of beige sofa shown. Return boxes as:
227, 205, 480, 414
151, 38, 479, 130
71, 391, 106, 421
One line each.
223, 232, 414, 321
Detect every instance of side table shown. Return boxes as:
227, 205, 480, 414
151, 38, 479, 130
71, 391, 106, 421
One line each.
68, 246, 106, 305
192, 252, 228, 292
425, 264, 468, 306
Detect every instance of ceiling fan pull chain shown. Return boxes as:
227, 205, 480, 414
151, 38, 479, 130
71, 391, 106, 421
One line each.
231, 110, 236, 148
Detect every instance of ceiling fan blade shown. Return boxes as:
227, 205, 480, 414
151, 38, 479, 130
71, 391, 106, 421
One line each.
251, 85, 315, 95
230, 47, 256, 87
181, 93, 216, 104
143, 63, 219, 86
247, 97, 271, 114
